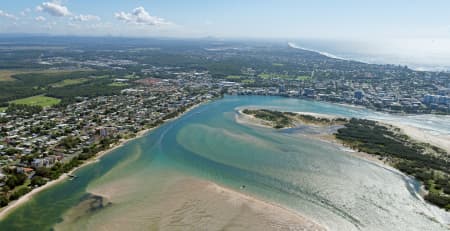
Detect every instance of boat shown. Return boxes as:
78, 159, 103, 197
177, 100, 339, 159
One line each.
68, 174, 78, 178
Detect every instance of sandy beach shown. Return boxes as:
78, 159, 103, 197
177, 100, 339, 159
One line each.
0, 101, 206, 220
235, 109, 275, 128
389, 123, 450, 154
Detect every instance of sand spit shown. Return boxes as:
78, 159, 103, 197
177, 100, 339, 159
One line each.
56, 176, 327, 231
235, 109, 341, 128
235, 109, 275, 129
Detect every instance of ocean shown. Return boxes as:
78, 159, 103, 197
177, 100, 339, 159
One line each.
289, 39, 450, 72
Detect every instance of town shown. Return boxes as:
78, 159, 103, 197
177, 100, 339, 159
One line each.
0, 74, 221, 207
227, 73, 450, 114
0, 37, 450, 208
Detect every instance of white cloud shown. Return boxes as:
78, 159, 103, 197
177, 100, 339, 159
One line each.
20, 8, 31, 16
0, 10, 18, 20
115, 12, 132, 22
35, 16, 46, 22
114, 6, 171, 26
71, 14, 100, 22
37, 2, 71, 17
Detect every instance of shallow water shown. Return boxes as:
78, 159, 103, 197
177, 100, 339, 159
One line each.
1, 95, 449, 231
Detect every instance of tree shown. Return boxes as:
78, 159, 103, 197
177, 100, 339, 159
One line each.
59, 136, 80, 149
9, 187, 31, 201
5, 173, 27, 189
31, 176, 47, 187
0, 194, 9, 207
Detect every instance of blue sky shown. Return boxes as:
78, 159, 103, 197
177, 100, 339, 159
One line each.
0, 0, 449, 39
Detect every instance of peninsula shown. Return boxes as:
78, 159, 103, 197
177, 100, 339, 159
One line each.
240, 108, 450, 211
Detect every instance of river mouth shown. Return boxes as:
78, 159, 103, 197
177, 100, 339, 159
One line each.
1, 96, 449, 231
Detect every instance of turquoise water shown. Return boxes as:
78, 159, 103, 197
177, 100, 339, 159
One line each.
0, 96, 449, 230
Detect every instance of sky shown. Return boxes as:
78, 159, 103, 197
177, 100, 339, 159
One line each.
1, 0, 450, 70
0, 0, 449, 39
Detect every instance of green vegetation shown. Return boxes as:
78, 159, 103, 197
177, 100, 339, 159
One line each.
288, 113, 347, 125
59, 136, 81, 149
225, 75, 257, 85
47, 78, 128, 106
5, 104, 43, 118
242, 79, 255, 84
30, 176, 47, 187
91, 75, 110, 79
272, 63, 285, 67
0, 170, 30, 205
125, 73, 139, 79
225, 75, 242, 80
296, 75, 311, 81
32, 137, 118, 181
335, 118, 450, 210
258, 73, 301, 80
243, 109, 293, 129
4, 172, 27, 189
0, 107, 6, 112
0, 70, 89, 82
51, 78, 89, 88
0, 70, 98, 104
0, 70, 127, 107
243, 109, 348, 128
9, 95, 61, 107
258, 73, 276, 79
9, 186, 31, 201
0, 194, 9, 207
108, 82, 129, 87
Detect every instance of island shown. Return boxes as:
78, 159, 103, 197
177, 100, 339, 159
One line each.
240, 108, 450, 211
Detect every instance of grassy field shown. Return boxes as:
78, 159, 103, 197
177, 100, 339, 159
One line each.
125, 73, 139, 79
297, 75, 311, 81
272, 63, 285, 67
92, 75, 110, 79
10, 95, 61, 107
226, 75, 242, 80
0, 69, 92, 82
51, 78, 89, 88
242, 79, 255, 84
0, 107, 6, 112
108, 82, 129, 87
258, 73, 291, 79
258, 73, 272, 79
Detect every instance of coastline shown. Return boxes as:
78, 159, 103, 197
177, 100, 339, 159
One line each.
388, 122, 450, 154
240, 109, 387, 165
0, 100, 206, 220
237, 108, 450, 166
235, 109, 275, 129
236, 108, 450, 217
